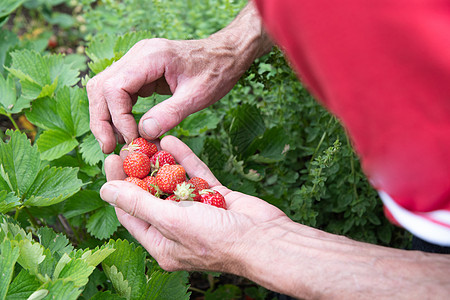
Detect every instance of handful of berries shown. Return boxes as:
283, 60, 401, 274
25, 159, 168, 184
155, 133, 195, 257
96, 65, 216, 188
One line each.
122, 138, 226, 209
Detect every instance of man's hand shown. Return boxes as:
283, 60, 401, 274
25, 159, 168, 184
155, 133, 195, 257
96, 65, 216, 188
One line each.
87, 3, 273, 154
100, 135, 288, 272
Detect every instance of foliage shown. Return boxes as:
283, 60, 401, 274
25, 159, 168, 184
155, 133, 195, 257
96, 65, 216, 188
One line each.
0, 0, 411, 298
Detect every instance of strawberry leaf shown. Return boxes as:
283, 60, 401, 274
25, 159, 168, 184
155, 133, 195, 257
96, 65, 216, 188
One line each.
139, 271, 190, 300
0, 239, 20, 299
0, 30, 19, 75
102, 239, 147, 299
86, 205, 121, 240
79, 134, 106, 166
0, 73, 31, 114
63, 190, 105, 219
6, 269, 41, 300
37, 227, 74, 260
0, 191, 21, 213
37, 279, 82, 300
35, 129, 79, 161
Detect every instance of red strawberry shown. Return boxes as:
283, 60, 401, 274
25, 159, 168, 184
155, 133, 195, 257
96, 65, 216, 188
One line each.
142, 176, 160, 196
124, 177, 148, 191
123, 152, 151, 179
125, 138, 157, 158
188, 177, 210, 191
199, 190, 227, 209
173, 182, 201, 201
156, 164, 186, 194
166, 194, 180, 202
150, 151, 176, 172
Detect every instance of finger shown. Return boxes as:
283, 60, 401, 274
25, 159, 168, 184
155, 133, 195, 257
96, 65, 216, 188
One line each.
159, 135, 221, 187
100, 180, 183, 239
138, 83, 211, 140
104, 154, 126, 181
87, 77, 117, 154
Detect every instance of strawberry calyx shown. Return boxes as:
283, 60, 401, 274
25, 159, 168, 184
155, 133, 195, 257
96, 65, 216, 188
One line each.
173, 182, 197, 201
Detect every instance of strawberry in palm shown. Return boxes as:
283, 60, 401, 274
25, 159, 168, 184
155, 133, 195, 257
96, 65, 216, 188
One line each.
156, 164, 186, 194
199, 190, 227, 209
123, 152, 151, 179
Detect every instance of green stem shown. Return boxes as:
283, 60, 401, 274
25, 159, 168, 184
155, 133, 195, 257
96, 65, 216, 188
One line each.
188, 286, 206, 294
14, 207, 21, 220
6, 113, 19, 131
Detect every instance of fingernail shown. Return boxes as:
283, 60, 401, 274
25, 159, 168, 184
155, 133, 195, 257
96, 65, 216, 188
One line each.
142, 118, 162, 139
96, 138, 104, 152
100, 183, 119, 206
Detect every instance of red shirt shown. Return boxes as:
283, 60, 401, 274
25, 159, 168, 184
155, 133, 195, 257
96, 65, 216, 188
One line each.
254, 0, 450, 245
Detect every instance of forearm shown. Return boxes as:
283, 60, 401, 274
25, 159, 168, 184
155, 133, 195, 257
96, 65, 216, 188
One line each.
207, 1, 273, 73
231, 217, 450, 299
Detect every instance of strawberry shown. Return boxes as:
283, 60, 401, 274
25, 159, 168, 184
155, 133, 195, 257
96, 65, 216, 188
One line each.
173, 181, 201, 201
188, 177, 210, 191
156, 164, 186, 194
125, 138, 157, 158
199, 190, 227, 209
166, 194, 180, 202
124, 177, 148, 191
142, 176, 160, 196
123, 152, 151, 179
150, 151, 176, 172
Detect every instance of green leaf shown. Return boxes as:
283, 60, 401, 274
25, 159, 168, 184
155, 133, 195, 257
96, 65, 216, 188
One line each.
0, 0, 24, 19
6, 269, 41, 300
16, 239, 46, 276
0, 130, 41, 195
90, 291, 126, 300
176, 110, 220, 136
63, 190, 105, 219
35, 129, 79, 161
39, 279, 82, 300
79, 134, 106, 166
55, 258, 95, 287
250, 126, 289, 163
86, 205, 121, 240
0, 239, 20, 299
229, 104, 265, 156
102, 239, 147, 299
54, 87, 89, 137
25, 97, 63, 131
140, 271, 190, 300
23, 165, 83, 207
0, 30, 19, 75
0, 191, 21, 213
85, 34, 116, 62
205, 284, 241, 300
113, 31, 152, 57
37, 227, 73, 259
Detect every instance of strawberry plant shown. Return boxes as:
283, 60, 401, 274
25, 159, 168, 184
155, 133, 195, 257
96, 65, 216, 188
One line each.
0, 0, 411, 298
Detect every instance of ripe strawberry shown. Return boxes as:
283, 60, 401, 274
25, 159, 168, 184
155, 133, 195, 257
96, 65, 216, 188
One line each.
199, 190, 227, 209
156, 164, 186, 194
125, 138, 157, 158
188, 177, 210, 191
150, 151, 176, 172
142, 176, 160, 196
124, 177, 148, 191
173, 182, 201, 201
166, 194, 180, 202
123, 152, 151, 179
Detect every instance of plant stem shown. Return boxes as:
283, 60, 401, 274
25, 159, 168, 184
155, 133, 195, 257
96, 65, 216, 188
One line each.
188, 286, 206, 294
5, 113, 19, 131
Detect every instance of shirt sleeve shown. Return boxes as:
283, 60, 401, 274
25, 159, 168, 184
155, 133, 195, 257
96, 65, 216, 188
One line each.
254, 0, 450, 245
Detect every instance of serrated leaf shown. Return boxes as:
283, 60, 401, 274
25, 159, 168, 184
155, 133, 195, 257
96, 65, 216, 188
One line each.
16, 239, 46, 276
87, 57, 116, 75
78, 245, 115, 267
250, 126, 289, 163
85, 34, 116, 62
0, 239, 20, 299
25, 97, 63, 131
0, 130, 41, 195
6, 269, 41, 300
37, 227, 73, 259
140, 271, 190, 300
54, 87, 89, 137
113, 31, 152, 57
229, 104, 265, 156
0, 191, 21, 213
102, 239, 147, 299
23, 165, 83, 207
56, 258, 95, 287
90, 291, 126, 300
63, 190, 105, 219
86, 205, 120, 240
36, 129, 79, 161
103, 265, 132, 299
79, 134, 106, 166
176, 110, 220, 136
38, 279, 82, 300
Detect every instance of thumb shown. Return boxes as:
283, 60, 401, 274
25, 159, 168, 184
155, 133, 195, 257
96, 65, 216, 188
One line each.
138, 87, 210, 140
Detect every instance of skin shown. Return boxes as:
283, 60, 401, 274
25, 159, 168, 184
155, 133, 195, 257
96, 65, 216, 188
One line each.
89, 2, 450, 299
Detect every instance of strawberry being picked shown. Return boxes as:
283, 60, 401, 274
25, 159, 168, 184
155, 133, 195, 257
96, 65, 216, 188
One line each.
125, 137, 157, 158
199, 190, 227, 209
